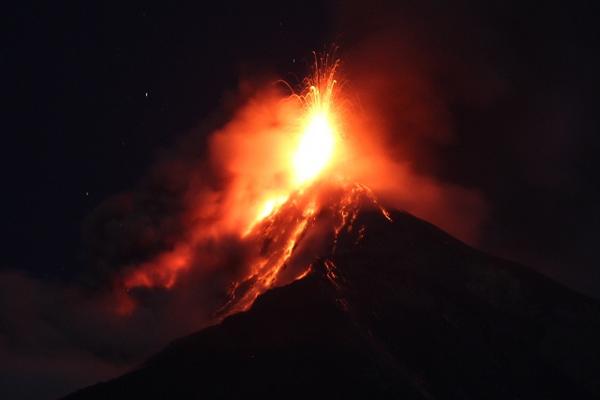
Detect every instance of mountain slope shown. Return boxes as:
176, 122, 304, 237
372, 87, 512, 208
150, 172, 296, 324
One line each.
64, 209, 600, 399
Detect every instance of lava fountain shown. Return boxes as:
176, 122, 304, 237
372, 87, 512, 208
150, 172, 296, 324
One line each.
116, 55, 391, 318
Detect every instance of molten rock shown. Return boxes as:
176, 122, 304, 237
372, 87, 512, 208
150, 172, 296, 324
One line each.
64, 202, 600, 399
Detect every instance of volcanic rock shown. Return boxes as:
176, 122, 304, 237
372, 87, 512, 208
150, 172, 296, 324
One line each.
64, 209, 600, 399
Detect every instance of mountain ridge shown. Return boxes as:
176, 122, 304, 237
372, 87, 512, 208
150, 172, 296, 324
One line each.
64, 209, 600, 399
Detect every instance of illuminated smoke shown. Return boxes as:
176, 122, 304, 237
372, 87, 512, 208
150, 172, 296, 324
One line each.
88, 52, 486, 323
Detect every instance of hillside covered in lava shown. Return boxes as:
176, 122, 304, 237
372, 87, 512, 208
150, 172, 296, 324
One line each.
64, 203, 600, 399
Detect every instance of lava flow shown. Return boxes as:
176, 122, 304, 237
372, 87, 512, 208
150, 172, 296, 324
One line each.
116, 55, 392, 317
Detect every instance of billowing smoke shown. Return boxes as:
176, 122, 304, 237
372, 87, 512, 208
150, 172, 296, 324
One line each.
12, 4, 572, 399
83, 55, 489, 311
335, 0, 600, 297
1, 50, 490, 393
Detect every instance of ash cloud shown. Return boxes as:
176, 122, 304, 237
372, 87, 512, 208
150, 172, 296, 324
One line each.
333, 13, 497, 244
335, 0, 600, 295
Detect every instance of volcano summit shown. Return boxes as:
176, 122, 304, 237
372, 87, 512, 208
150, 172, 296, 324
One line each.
64, 198, 600, 399
59, 57, 600, 400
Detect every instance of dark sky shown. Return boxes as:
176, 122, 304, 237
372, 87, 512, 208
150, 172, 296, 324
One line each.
3, 2, 333, 280
2, 1, 600, 398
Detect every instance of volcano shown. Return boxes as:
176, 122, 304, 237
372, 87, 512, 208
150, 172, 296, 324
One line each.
63, 197, 600, 399
60, 59, 599, 399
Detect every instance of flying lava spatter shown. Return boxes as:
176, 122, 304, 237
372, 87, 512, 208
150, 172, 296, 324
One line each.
116, 54, 392, 317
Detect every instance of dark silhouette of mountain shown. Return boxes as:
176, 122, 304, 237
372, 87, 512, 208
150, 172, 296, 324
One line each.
63, 208, 600, 399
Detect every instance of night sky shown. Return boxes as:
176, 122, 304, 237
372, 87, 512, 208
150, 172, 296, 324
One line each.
4, 2, 333, 282
3, 1, 600, 399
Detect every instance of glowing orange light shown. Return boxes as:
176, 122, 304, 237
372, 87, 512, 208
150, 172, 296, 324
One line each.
291, 59, 340, 187
248, 59, 341, 231
118, 54, 365, 318
293, 110, 336, 185
256, 196, 289, 220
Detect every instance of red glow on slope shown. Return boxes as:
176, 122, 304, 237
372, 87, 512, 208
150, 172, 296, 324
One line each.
111, 50, 483, 319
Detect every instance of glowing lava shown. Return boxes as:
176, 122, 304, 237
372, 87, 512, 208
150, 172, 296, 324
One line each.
244, 59, 341, 233
293, 112, 336, 185
292, 67, 338, 186
115, 55, 392, 319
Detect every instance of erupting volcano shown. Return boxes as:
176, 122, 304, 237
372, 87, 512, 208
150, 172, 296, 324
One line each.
116, 55, 393, 319
62, 53, 600, 400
